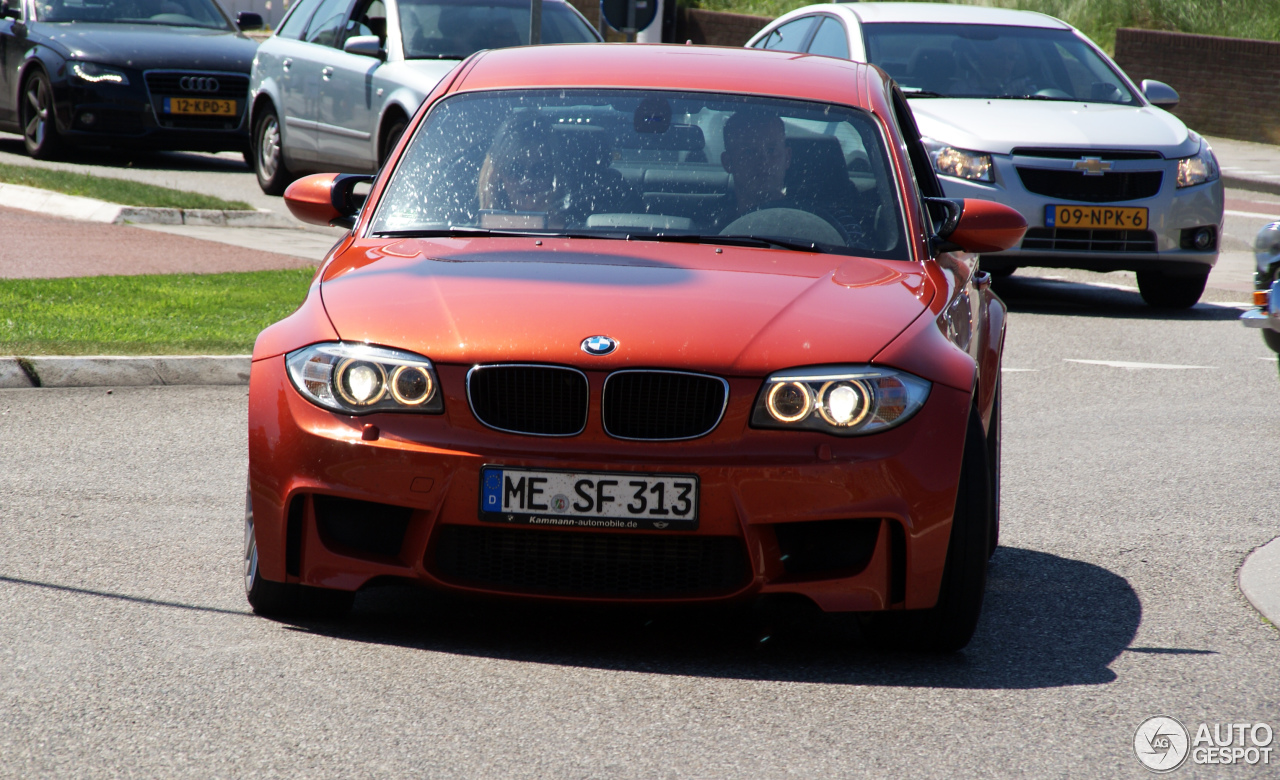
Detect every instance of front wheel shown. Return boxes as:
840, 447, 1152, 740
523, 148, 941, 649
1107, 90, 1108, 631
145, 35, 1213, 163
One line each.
1136, 270, 1208, 309
253, 105, 295, 195
244, 490, 354, 618
22, 69, 63, 160
859, 408, 991, 653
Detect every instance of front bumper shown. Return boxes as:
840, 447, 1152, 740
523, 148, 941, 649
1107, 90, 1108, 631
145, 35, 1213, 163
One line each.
247, 356, 972, 614
1241, 279, 1280, 339
54, 75, 249, 152
940, 152, 1224, 275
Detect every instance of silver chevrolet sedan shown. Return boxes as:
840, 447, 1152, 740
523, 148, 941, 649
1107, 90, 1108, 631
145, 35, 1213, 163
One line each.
747, 2, 1225, 308
248, 0, 600, 194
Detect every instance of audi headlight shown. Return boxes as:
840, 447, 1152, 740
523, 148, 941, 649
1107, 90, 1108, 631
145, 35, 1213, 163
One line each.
752, 367, 931, 436
286, 343, 443, 415
923, 138, 993, 183
69, 61, 129, 85
1176, 138, 1219, 188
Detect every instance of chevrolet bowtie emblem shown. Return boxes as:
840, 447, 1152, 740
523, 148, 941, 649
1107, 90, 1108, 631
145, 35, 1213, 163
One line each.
1073, 157, 1113, 176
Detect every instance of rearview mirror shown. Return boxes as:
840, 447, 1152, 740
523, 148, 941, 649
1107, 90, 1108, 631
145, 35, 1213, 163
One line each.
1141, 79, 1179, 109
284, 173, 375, 229
237, 11, 264, 30
926, 197, 1027, 254
343, 35, 385, 60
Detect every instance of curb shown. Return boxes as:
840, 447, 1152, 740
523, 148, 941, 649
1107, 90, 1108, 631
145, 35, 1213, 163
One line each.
0, 355, 251, 388
1223, 175, 1280, 198
0, 181, 298, 229
1240, 534, 1280, 628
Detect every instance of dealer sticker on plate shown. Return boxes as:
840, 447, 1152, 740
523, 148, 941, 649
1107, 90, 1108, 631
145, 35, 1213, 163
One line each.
1046, 205, 1148, 229
479, 466, 699, 530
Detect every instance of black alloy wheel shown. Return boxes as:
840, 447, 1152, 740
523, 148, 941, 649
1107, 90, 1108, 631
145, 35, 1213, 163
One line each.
379, 115, 407, 167
1136, 270, 1209, 309
22, 69, 63, 160
253, 104, 294, 195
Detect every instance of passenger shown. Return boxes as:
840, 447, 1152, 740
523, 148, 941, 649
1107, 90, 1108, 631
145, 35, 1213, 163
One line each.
477, 117, 566, 228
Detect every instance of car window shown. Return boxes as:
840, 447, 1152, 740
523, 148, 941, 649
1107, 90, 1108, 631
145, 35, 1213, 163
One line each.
33, 0, 232, 28
806, 16, 849, 60
371, 89, 907, 260
277, 0, 324, 39
343, 0, 386, 44
399, 0, 597, 60
862, 22, 1137, 104
757, 16, 816, 53
304, 0, 354, 47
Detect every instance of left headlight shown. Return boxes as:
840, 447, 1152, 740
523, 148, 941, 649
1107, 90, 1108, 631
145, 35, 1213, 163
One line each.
751, 366, 931, 436
1176, 138, 1219, 188
286, 342, 443, 415
923, 138, 993, 183
69, 61, 130, 86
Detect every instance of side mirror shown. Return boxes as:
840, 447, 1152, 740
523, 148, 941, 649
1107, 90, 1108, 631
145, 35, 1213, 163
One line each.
343, 34, 385, 59
926, 197, 1026, 254
1141, 79, 1179, 109
237, 11, 264, 30
284, 172, 375, 229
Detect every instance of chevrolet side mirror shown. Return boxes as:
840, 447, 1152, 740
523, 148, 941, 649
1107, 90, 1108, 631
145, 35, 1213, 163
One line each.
1141, 79, 1179, 109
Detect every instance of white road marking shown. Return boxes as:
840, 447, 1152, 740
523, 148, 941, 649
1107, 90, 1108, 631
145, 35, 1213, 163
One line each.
1001, 368, 1037, 372
1065, 359, 1213, 370
1028, 274, 1139, 292
1226, 209, 1280, 220
1260, 357, 1278, 361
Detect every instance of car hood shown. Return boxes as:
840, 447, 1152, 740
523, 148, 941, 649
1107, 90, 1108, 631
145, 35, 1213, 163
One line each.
33, 23, 257, 72
318, 238, 933, 375
909, 98, 1199, 158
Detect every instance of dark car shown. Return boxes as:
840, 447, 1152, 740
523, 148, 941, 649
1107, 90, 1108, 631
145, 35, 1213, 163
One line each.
0, 0, 263, 159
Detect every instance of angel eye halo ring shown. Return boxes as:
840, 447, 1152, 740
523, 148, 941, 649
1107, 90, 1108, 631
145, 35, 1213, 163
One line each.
286, 343, 444, 415
753, 366, 930, 436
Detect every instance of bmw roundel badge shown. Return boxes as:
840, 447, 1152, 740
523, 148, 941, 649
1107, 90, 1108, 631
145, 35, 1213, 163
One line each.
581, 335, 617, 356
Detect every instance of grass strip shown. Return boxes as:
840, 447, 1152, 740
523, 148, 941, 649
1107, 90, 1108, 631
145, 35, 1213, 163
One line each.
681, 0, 1280, 53
0, 268, 314, 355
0, 162, 254, 211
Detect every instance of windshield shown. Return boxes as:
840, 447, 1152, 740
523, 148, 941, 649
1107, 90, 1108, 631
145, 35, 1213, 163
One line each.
370, 90, 907, 259
399, 0, 597, 60
863, 23, 1138, 104
34, 0, 232, 27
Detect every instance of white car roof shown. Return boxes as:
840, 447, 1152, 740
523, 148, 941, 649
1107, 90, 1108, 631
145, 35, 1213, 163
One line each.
828, 2, 1070, 30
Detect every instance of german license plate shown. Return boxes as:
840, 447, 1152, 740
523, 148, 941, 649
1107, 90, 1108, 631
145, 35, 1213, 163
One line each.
163, 97, 236, 116
1046, 205, 1148, 229
479, 466, 699, 530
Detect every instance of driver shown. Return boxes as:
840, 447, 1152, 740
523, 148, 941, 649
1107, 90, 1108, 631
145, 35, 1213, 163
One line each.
477, 117, 567, 228
720, 111, 791, 216
979, 37, 1037, 95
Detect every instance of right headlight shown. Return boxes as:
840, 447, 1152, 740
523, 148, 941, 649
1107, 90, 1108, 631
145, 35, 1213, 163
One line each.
286, 342, 443, 415
751, 366, 931, 436
922, 138, 994, 183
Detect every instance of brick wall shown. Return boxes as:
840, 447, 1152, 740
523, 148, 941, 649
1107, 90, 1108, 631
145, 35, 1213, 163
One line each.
1113, 28, 1280, 145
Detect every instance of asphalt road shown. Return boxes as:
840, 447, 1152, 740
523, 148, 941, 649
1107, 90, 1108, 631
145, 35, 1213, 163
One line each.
1, 276, 1277, 778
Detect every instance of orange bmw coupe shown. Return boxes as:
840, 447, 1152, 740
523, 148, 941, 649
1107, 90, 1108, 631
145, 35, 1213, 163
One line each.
244, 43, 1026, 651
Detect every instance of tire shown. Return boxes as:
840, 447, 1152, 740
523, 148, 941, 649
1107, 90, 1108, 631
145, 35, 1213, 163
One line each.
1262, 328, 1280, 355
379, 115, 407, 168
21, 69, 63, 160
244, 489, 355, 619
252, 104, 294, 195
1136, 270, 1208, 309
859, 408, 991, 653
987, 377, 1001, 558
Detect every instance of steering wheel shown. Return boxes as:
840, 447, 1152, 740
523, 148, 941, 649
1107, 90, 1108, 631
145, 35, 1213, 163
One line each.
720, 205, 850, 248
1033, 88, 1072, 99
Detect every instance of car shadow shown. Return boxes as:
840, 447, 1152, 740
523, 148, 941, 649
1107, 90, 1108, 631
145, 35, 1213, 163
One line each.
0, 133, 248, 173
282, 546, 1141, 690
994, 274, 1244, 321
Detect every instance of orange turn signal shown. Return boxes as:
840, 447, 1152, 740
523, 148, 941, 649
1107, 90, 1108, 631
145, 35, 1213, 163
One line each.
1254, 290, 1270, 307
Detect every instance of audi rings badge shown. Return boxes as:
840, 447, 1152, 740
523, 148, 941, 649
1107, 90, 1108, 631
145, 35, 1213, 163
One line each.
179, 76, 220, 93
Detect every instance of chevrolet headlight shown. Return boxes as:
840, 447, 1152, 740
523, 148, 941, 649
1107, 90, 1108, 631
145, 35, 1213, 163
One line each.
69, 61, 129, 85
752, 366, 931, 436
1176, 139, 1219, 188
923, 138, 993, 183
286, 343, 443, 415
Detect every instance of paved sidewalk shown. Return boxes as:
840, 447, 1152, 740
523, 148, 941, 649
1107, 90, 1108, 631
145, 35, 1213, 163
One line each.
1208, 135, 1280, 196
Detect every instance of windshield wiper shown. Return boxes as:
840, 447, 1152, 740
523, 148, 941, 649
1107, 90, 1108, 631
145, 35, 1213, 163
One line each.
407, 53, 470, 60
641, 234, 822, 252
990, 93, 1077, 101
372, 227, 632, 241
901, 89, 948, 98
